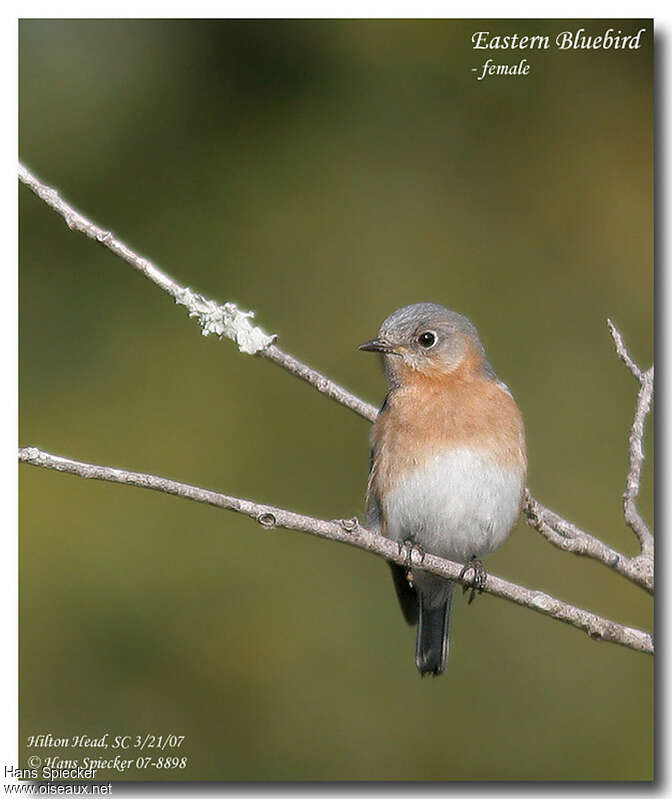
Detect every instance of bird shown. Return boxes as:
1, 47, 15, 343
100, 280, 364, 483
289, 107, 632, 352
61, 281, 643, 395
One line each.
359, 303, 526, 676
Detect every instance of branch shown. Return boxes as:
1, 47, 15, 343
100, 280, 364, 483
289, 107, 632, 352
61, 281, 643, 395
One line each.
18, 163, 377, 422
18, 164, 654, 590
522, 321, 654, 592
523, 492, 653, 594
607, 319, 654, 557
19, 447, 653, 656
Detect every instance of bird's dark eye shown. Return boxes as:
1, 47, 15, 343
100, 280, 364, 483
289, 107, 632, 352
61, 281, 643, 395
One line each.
418, 331, 437, 349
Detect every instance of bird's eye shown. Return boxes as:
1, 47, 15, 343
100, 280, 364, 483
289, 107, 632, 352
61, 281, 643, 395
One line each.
418, 331, 437, 349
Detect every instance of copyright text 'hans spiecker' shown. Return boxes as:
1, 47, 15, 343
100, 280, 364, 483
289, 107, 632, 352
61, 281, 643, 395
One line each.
13, 732, 189, 780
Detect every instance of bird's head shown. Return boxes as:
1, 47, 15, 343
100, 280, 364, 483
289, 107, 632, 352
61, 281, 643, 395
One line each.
359, 302, 489, 383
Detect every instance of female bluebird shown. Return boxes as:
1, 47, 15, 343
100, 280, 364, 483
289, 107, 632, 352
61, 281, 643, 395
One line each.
360, 303, 526, 676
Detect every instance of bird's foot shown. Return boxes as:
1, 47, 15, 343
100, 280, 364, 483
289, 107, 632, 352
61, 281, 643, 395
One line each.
398, 539, 424, 584
459, 557, 487, 604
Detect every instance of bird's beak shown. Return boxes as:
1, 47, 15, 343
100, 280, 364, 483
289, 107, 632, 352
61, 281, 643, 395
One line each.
358, 337, 398, 354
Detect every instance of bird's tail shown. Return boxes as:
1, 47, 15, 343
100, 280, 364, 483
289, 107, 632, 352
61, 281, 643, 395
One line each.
415, 584, 454, 676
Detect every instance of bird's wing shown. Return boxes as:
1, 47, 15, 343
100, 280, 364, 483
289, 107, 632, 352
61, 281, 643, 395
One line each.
367, 392, 419, 627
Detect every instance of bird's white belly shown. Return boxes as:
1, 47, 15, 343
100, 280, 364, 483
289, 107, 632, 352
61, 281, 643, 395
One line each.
381, 447, 524, 563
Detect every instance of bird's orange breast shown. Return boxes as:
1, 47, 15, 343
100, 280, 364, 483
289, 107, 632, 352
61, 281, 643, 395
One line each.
369, 363, 527, 504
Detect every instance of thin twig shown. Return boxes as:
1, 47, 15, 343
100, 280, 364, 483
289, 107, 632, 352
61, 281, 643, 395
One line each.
19, 447, 653, 656
608, 319, 654, 556
18, 164, 654, 592
625, 367, 655, 554
263, 344, 379, 421
607, 318, 644, 380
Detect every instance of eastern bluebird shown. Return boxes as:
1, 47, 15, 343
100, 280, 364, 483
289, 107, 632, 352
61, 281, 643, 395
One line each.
360, 303, 527, 676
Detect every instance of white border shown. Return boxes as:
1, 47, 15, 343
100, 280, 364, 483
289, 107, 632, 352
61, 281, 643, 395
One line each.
6, 8, 663, 797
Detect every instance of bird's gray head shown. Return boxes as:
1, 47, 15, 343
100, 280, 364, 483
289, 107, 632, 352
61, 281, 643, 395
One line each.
359, 302, 489, 382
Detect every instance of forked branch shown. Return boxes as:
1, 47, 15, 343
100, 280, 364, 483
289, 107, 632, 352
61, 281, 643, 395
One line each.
607, 319, 654, 557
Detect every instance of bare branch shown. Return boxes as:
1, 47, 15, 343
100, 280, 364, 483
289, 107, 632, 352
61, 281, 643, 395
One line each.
522, 323, 654, 590
625, 367, 655, 554
608, 319, 654, 556
607, 318, 644, 381
523, 492, 653, 594
18, 164, 654, 594
263, 344, 379, 422
18, 163, 275, 355
18, 162, 374, 416
19, 447, 653, 656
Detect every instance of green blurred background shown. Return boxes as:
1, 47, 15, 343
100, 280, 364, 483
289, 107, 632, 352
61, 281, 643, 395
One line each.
19, 19, 653, 781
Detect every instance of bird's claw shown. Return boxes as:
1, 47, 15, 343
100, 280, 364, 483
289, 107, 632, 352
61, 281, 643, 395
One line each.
398, 539, 424, 584
459, 557, 487, 604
